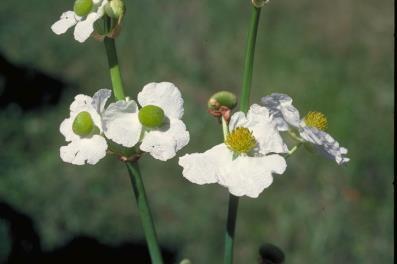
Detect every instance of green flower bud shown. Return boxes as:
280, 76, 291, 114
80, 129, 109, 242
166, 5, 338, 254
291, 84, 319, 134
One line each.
138, 105, 165, 128
105, 0, 126, 19
208, 91, 237, 111
72, 111, 95, 136
73, 0, 93, 17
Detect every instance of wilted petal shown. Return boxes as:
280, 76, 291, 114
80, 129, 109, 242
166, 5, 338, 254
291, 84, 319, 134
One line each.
51, 11, 79, 35
218, 154, 287, 198
140, 118, 190, 161
179, 144, 232, 185
102, 100, 142, 147
261, 93, 301, 130
138, 82, 184, 119
92, 89, 112, 113
300, 126, 349, 165
60, 135, 107, 165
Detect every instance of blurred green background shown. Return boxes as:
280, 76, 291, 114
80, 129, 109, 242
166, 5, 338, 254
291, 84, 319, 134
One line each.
0, 0, 393, 263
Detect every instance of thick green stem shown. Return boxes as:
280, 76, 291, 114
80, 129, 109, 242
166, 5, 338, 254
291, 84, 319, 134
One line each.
224, 5, 262, 264
126, 162, 164, 264
104, 37, 126, 101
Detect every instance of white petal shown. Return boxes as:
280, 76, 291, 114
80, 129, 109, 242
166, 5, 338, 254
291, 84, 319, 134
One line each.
70, 94, 93, 113
73, 12, 102, 42
102, 100, 142, 147
218, 154, 287, 198
178, 144, 232, 185
138, 82, 184, 119
92, 89, 112, 113
261, 93, 301, 130
300, 126, 349, 165
60, 135, 107, 165
228, 105, 288, 155
51, 11, 79, 35
140, 118, 190, 161
60, 117, 79, 142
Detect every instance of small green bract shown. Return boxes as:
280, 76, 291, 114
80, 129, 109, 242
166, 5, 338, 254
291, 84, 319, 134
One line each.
73, 0, 93, 17
138, 105, 165, 128
72, 111, 95, 136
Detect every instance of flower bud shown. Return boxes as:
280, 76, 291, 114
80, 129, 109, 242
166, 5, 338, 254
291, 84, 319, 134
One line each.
138, 105, 165, 128
73, 0, 93, 17
208, 91, 237, 111
105, 0, 126, 19
72, 111, 95, 136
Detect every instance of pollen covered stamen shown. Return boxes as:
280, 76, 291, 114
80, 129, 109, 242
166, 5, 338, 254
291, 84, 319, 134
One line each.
304, 111, 328, 131
225, 127, 256, 154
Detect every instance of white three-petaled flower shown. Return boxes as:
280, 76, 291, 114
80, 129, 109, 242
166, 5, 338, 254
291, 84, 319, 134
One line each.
261, 93, 350, 165
178, 104, 288, 198
60, 89, 111, 165
51, 0, 108, 43
102, 82, 190, 161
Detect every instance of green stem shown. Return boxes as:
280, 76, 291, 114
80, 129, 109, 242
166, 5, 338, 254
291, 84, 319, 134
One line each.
224, 5, 262, 264
104, 37, 126, 101
126, 162, 164, 264
240, 6, 261, 113
222, 117, 229, 141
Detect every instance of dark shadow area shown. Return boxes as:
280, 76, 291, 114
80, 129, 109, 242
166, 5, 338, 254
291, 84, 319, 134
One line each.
0, 200, 177, 264
258, 243, 285, 264
0, 53, 65, 111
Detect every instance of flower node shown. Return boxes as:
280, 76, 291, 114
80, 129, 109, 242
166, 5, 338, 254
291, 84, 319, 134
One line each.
304, 111, 328, 131
225, 127, 256, 154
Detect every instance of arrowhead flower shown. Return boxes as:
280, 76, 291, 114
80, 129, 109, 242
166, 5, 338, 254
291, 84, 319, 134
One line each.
102, 82, 190, 161
60, 89, 111, 165
51, 0, 108, 43
261, 93, 350, 165
178, 104, 288, 198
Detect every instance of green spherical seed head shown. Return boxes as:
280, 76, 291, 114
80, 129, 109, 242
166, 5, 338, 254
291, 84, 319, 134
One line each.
72, 111, 95, 136
73, 0, 93, 17
138, 105, 165, 128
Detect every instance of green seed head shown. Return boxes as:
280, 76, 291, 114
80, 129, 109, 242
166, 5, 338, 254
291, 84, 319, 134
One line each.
73, 0, 93, 17
105, 0, 126, 19
138, 105, 165, 128
208, 91, 237, 110
72, 111, 95, 136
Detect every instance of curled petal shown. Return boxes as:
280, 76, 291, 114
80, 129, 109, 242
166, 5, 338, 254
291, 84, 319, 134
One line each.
300, 126, 349, 165
102, 100, 142, 147
261, 93, 301, 130
179, 144, 232, 185
138, 82, 184, 119
70, 94, 93, 113
51, 11, 79, 35
60, 135, 107, 165
218, 154, 287, 198
92, 89, 112, 113
140, 119, 190, 161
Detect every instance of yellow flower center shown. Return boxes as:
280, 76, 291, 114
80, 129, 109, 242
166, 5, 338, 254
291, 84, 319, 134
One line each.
225, 127, 257, 154
304, 111, 328, 131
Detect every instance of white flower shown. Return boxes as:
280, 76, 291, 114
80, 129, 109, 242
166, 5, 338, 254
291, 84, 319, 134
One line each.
102, 82, 190, 161
178, 104, 288, 198
51, 0, 108, 43
60, 89, 112, 165
261, 93, 350, 165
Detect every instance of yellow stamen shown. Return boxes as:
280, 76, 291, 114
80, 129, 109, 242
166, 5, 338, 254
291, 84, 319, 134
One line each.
225, 127, 257, 154
304, 111, 328, 131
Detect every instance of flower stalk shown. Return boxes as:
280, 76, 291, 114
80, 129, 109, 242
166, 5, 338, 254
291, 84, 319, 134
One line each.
104, 37, 164, 263
126, 162, 164, 264
104, 37, 125, 100
224, 5, 262, 264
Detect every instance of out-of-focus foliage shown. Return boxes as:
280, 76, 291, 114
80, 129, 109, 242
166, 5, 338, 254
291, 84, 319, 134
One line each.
0, 0, 393, 263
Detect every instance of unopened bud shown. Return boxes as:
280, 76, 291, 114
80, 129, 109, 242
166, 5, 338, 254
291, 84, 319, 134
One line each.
208, 91, 237, 111
105, 0, 126, 20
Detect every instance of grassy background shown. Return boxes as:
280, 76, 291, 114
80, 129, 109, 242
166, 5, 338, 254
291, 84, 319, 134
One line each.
0, 0, 394, 263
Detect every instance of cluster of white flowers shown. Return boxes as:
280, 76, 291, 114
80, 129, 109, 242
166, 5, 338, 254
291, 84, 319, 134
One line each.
60, 82, 190, 165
